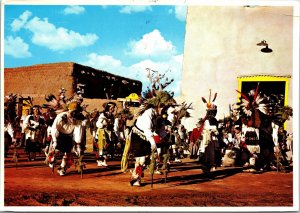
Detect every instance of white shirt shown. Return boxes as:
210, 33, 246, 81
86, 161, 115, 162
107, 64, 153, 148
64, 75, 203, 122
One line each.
51, 112, 75, 142
114, 117, 125, 141
23, 114, 45, 140
204, 119, 217, 131
20, 115, 28, 133
204, 119, 218, 140
96, 112, 108, 129
135, 108, 157, 146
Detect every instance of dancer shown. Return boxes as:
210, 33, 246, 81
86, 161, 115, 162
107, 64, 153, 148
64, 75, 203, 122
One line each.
49, 102, 81, 176
23, 105, 46, 161
95, 102, 117, 166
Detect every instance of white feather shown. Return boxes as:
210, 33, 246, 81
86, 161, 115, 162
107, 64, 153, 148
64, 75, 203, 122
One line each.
255, 94, 264, 104
243, 108, 252, 116
257, 104, 268, 115
242, 99, 249, 105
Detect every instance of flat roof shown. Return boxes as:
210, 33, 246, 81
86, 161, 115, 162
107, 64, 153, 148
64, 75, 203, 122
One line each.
237, 74, 291, 78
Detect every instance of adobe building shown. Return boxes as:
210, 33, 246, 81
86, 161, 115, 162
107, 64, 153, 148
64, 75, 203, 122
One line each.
4, 62, 142, 111
180, 5, 296, 132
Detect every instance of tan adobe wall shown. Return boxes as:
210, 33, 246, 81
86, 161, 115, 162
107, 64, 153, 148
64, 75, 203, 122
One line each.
4, 62, 75, 99
4, 62, 142, 101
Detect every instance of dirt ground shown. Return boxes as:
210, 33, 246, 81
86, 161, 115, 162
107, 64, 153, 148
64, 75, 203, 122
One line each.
3, 149, 294, 208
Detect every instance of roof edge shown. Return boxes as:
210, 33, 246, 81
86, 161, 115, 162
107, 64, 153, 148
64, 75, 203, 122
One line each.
5, 62, 75, 69
237, 74, 291, 78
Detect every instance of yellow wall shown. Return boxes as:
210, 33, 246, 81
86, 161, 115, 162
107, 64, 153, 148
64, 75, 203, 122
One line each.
181, 5, 294, 132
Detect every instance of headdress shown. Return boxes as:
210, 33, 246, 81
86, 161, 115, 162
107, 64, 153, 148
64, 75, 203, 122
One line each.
201, 89, 217, 111
236, 83, 268, 117
235, 83, 268, 128
31, 105, 40, 109
102, 102, 116, 112
170, 102, 193, 127
44, 87, 85, 114
137, 90, 175, 116
136, 68, 176, 116
145, 90, 175, 107
67, 101, 79, 112
4, 93, 18, 122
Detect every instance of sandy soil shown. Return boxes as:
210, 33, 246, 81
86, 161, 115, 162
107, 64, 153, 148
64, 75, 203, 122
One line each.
4, 149, 293, 208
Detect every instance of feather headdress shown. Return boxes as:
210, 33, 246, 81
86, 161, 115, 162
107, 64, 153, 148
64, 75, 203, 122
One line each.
171, 102, 193, 127
236, 83, 268, 117
202, 89, 218, 110
4, 93, 18, 122
44, 93, 67, 113
136, 68, 176, 116
136, 90, 175, 116
44, 87, 86, 114
235, 83, 269, 128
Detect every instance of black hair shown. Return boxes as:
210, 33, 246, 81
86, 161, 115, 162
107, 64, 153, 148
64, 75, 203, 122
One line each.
102, 102, 116, 112
30, 105, 41, 115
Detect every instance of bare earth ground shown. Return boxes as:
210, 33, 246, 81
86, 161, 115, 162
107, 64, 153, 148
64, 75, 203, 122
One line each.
4, 149, 293, 207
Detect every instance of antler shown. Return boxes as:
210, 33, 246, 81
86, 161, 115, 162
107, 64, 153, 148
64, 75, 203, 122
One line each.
146, 68, 174, 94
173, 102, 193, 127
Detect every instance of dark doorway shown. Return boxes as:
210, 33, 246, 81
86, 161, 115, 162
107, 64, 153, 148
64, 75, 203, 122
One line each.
241, 81, 286, 98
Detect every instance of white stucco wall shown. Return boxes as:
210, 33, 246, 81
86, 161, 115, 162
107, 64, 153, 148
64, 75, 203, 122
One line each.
180, 6, 294, 133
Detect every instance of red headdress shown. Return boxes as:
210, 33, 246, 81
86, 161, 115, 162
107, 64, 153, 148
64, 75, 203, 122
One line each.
236, 83, 268, 128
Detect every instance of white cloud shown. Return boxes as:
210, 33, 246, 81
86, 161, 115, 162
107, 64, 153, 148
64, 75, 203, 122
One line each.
63, 5, 85, 15
126, 29, 177, 60
81, 53, 123, 71
128, 55, 183, 94
119, 6, 152, 14
80, 53, 183, 96
4, 36, 32, 58
11, 10, 32, 32
175, 6, 187, 21
24, 16, 98, 52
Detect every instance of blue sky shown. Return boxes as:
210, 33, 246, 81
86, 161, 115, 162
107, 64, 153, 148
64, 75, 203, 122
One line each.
4, 5, 187, 96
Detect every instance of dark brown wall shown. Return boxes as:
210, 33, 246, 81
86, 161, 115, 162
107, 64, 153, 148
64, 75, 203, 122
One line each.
72, 63, 142, 99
